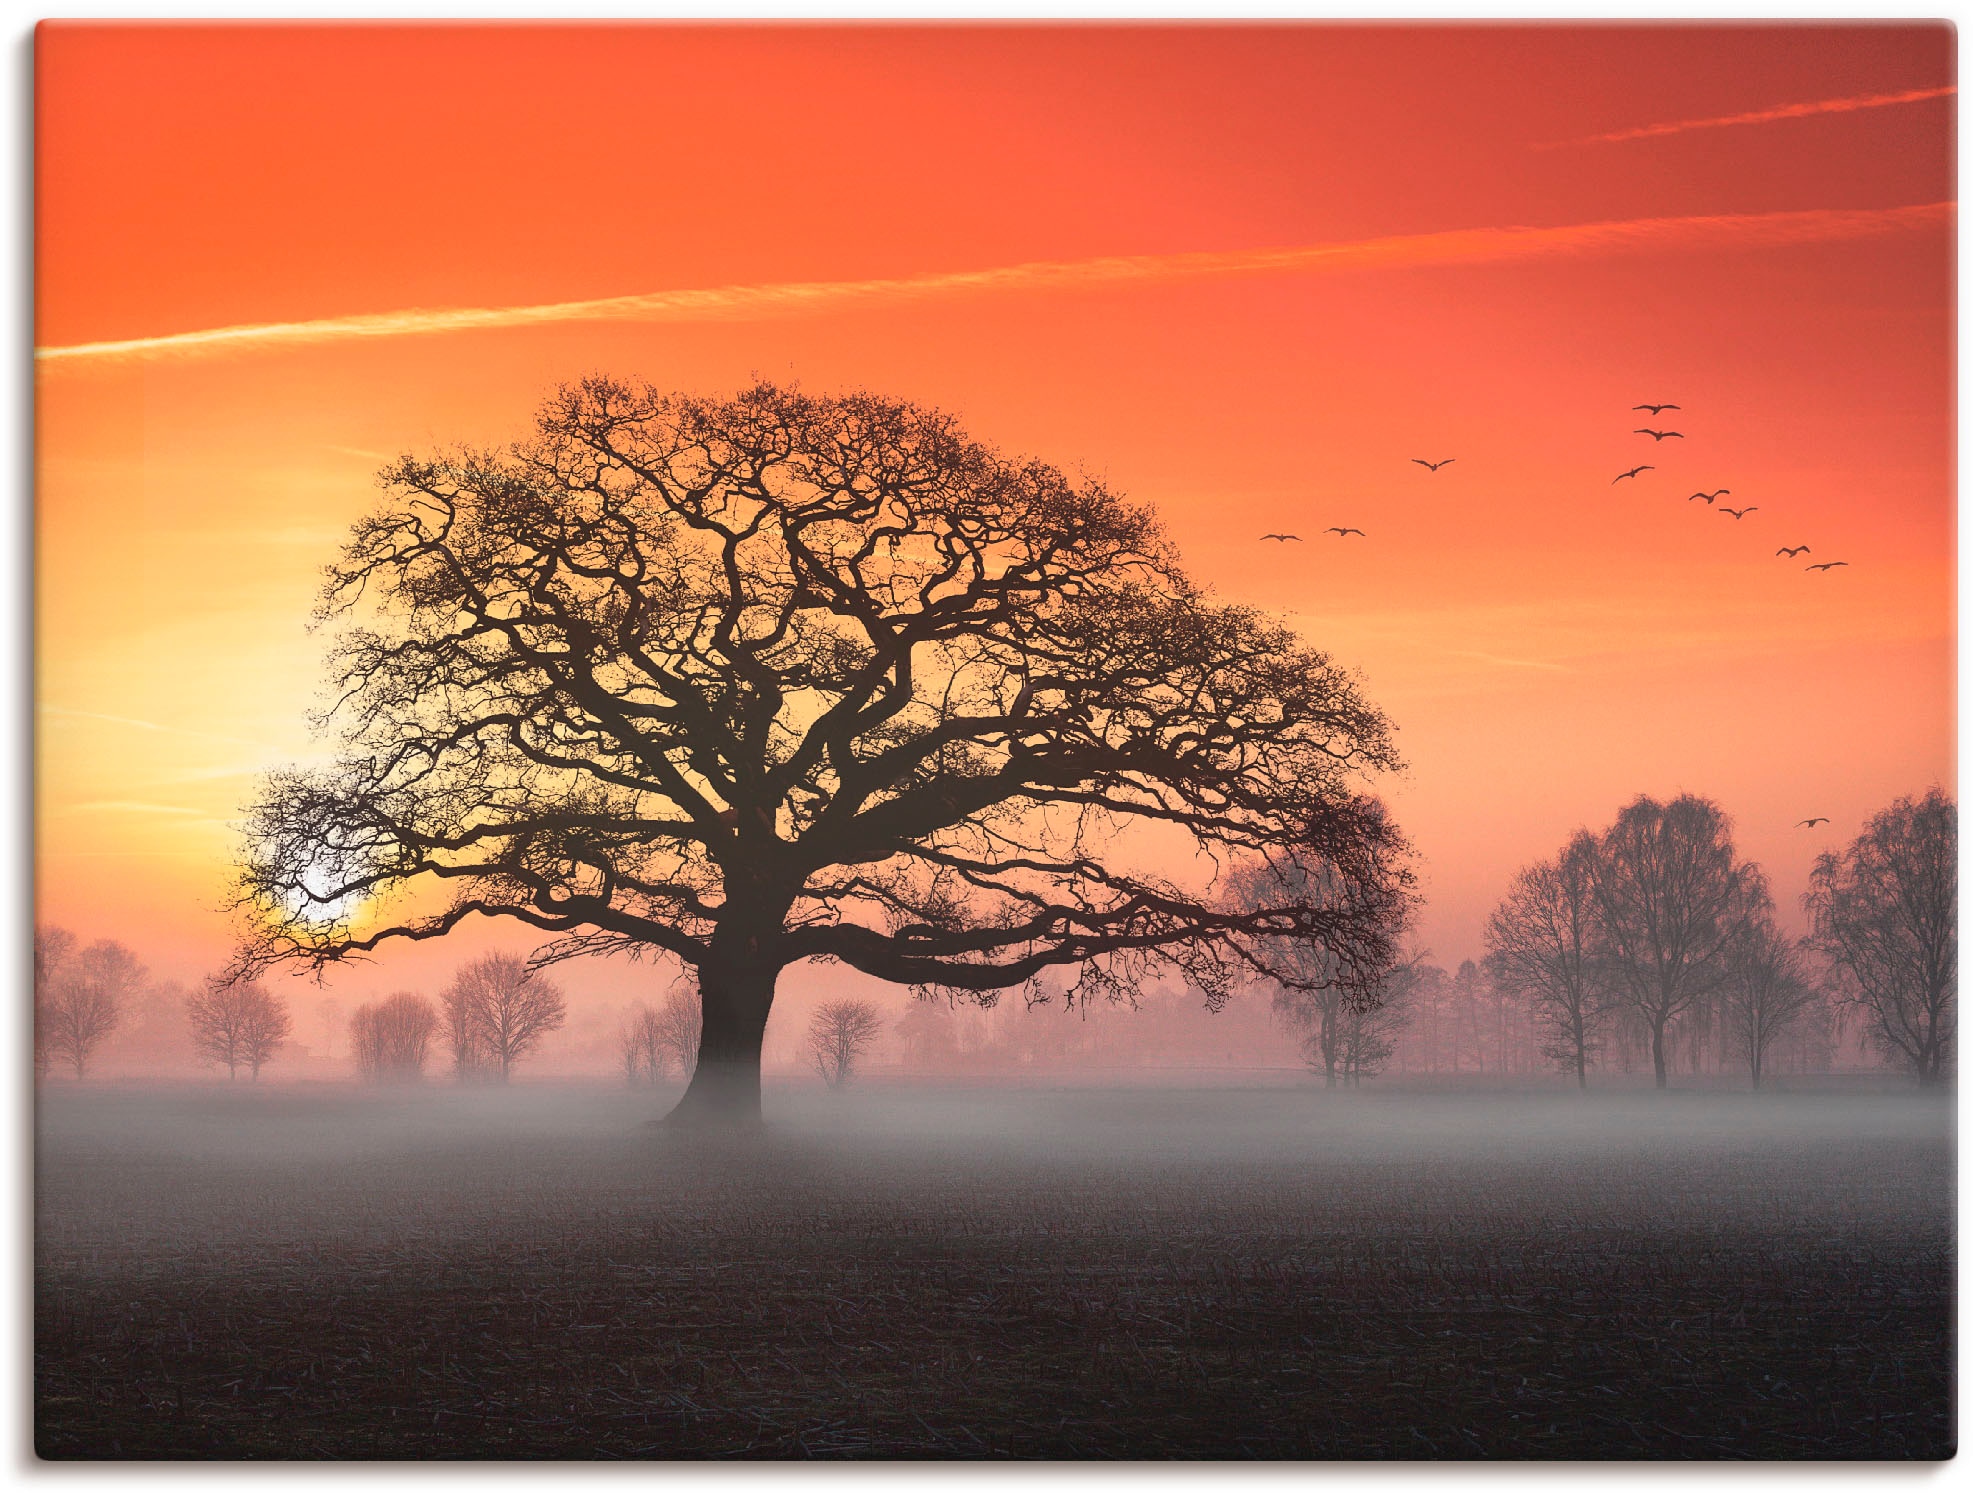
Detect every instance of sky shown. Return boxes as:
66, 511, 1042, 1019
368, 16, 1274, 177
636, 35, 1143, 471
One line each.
34, 22, 1955, 1034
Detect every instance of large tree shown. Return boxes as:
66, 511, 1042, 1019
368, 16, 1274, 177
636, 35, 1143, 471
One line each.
233, 380, 1410, 1126
1485, 831, 1605, 1089
1805, 789, 1955, 1088
1590, 794, 1754, 1090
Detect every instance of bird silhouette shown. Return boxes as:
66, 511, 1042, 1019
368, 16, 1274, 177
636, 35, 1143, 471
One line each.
1634, 428, 1684, 441
1259, 533, 1302, 542
1689, 489, 1730, 503
1324, 527, 1366, 537
1633, 403, 1681, 415
1775, 545, 1811, 558
1719, 506, 1758, 519
1796, 817, 1830, 828
1806, 561, 1849, 572
1613, 466, 1654, 483
1412, 458, 1455, 472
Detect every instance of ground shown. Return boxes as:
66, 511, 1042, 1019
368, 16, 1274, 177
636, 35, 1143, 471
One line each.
34, 1080, 1954, 1459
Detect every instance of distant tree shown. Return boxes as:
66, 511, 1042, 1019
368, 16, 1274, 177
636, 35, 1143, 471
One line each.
1334, 959, 1419, 1085
619, 1004, 656, 1084
230, 380, 1412, 1127
439, 981, 499, 1084
33, 926, 77, 1079
1486, 831, 1606, 1089
807, 999, 886, 1088
442, 954, 568, 1084
186, 979, 294, 1080
40, 939, 143, 1080
350, 992, 437, 1083
649, 985, 700, 1079
1227, 854, 1413, 1088
1718, 902, 1820, 1091
1805, 790, 1956, 1088
1591, 795, 1754, 1090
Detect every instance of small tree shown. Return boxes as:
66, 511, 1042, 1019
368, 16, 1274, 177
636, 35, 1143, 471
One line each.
1333, 959, 1419, 1085
187, 979, 294, 1080
34, 926, 77, 1079
650, 985, 701, 1080
350, 991, 437, 1082
440, 982, 499, 1084
1719, 907, 1820, 1091
1486, 831, 1606, 1089
1591, 795, 1754, 1090
442, 954, 568, 1084
807, 999, 885, 1088
1805, 789, 1956, 1087
40, 938, 143, 1080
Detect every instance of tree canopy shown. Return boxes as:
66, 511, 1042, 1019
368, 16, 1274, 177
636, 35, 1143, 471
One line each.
235, 380, 1412, 1123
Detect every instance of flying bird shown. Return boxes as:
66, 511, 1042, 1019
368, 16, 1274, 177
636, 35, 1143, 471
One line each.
1324, 527, 1366, 537
1613, 466, 1654, 483
1719, 506, 1758, 519
1689, 489, 1730, 503
1775, 545, 1811, 558
1412, 458, 1455, 472
1633, 403, 1681, 415
1634, 428, 1684, 441
1806, 561, 1849, 572
1259, 533, 1302, 542
1796, 818, 1830, 828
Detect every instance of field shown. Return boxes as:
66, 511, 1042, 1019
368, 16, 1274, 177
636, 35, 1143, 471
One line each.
35, 1081, 1954, 1460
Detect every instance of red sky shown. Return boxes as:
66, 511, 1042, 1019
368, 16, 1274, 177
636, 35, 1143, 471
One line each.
35, 23, 1955, 1036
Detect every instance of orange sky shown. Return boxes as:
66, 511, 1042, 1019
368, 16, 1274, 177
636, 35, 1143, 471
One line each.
35, 22, 1955, 1020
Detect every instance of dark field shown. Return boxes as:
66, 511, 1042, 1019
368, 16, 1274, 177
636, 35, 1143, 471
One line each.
35, 1082, 1954, 1460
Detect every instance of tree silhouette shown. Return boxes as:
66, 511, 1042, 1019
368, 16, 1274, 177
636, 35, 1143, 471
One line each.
38, 936, 142, 1080
1590, 795, 1753, 1090
1719, 901, 1820, 1091
350, 992, 437, 1083
233, 380, 1410, 1126
186, 978, 294, 1080
806, 999, 886, 1088
1805, 789, 1955, 1088
441, 954, 567, 1083
1485, 831, 1606, 1090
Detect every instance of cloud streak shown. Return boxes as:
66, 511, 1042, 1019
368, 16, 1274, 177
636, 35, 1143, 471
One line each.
37, 201, 1953, 369
1539, 84, 1955, 149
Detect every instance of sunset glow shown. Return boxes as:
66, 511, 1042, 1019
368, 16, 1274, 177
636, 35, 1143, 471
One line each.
36, 21, 1954, 1012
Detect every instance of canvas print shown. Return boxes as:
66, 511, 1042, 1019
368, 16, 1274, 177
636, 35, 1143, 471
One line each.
34, 22, 1953, 1460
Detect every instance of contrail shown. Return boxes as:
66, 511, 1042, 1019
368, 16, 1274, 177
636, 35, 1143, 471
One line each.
1539, 84, 1955, 149
37, 200, 1954, 368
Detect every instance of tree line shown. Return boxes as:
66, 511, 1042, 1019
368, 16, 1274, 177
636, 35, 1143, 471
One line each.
32, 937, 571, 1086
1265, 789, 1954, 1091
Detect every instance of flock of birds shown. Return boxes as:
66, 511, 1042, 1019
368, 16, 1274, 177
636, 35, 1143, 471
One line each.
1256, 401, 1852, 828
1257, 403, 1851, 574
1605, 403, 1847, 572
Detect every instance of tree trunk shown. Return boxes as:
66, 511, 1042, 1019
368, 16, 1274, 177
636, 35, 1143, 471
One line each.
1650, 1019, 1668, 1090
665, 957, 779, 1129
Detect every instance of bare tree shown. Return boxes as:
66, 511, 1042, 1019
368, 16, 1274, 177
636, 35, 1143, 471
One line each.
1227, 854, 1412, 1089
1591, 795, 1753, 1090
231, 381, 1411, 1126
34, 926, 77, 1079
1719, 903, 1821, 1091
439, 981, 499, 1084
1805, 789, 1955, 1087
187, 979, 294, 1080
649, 985, 701, 1079
1485, 831, 1606, 1089
350, 992, 437, 1083
40, 939, 143, 1080
1335, 959, 1419, 1085
442, 954, 567, 1083
807, 999, 886, 1088
619, 1004, 657, 1084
